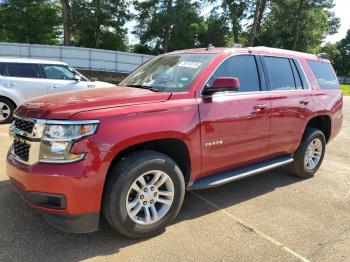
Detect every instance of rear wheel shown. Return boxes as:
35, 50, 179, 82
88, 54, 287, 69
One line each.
103, 150, 185, 238
0, 98, 15, 124
290, 128, 326, 178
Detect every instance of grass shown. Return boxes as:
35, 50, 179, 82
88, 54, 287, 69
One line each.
340, 84, 350, 96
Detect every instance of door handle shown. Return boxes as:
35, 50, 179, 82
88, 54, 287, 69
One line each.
300, 99, 310, 105
254, 104, 268, 111
50, 84, 59, 89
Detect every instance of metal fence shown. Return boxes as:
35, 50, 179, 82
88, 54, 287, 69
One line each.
0, 42, 154, 73
338, 77, 350, 85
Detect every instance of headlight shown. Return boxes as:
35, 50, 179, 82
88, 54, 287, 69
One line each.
39, 120, 99, 163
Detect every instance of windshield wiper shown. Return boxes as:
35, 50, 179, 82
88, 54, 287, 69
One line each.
125, 84, 160, 92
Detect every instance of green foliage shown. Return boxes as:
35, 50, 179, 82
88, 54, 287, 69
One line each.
133, 0, 204, 54
70, 0, 129, 51
0, 0, 347, 75
130, 44, 155, 55
340, 85, 350, 96
257, 0, 339, 52
320, 42, 340, 63
334, 30, 350, 76
221, 0, 249, 43
198, 14, 230, 48
0, 0, 60, 44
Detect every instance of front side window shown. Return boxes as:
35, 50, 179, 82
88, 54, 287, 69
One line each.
264, 57, 296, 90
3, 63, 41, 78
120, 54, 215, 92
307, 61, 338, 90
44, 65, 76, 80
207, 55, 261, 92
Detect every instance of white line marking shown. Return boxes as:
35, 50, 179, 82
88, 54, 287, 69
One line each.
191, 191, 311, 262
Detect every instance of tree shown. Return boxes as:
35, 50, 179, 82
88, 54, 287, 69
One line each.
320, 42, 340, 63
248, 0, 268, 46
133, 0, 203, 54
257, 0, 340, 53
198, 13, 230, 48
333, 30, 350, 76
0, 0, 60, 44
61, 0, 71, 46
70, 0, 130, 51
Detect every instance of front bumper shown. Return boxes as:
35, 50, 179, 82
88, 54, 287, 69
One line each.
6, 152, 106, 233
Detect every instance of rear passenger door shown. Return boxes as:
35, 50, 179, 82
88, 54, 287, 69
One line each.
261, 56, 313, 156
0, 63, 48, 103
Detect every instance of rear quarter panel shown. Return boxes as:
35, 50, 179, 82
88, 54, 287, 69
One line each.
300, 58, 343, 141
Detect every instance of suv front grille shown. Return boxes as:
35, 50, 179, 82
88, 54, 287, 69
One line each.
13, 140, 30, 162
14, 117, 35, 134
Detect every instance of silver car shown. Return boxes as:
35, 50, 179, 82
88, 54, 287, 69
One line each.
0, 57, 116, 124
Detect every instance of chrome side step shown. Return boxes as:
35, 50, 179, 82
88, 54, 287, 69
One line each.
188, 155, 294, 190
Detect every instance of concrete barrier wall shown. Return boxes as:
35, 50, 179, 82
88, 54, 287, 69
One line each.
338, 77, 350, 84
0, 42, 155, 73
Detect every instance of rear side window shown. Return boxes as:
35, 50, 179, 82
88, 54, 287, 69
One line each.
3, 63, 41, 78
0, 63, 6, 75
264, 57, 295, 90
208, 55, 261, 92
307, 61, 338, 90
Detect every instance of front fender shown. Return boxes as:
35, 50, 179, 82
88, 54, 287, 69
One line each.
71, 98, 202, 183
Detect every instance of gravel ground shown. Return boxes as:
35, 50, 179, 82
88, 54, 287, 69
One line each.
0, 97, 349, 262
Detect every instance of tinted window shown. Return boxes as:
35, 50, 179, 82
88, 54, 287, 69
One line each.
290, 60, 302, 89
307, 61, 338, 90
4, 63, 41, 78
0, 63, 5, 75
293, 59, 309, 89
44, 65, 75, 80
208, 55, 260, 92
264, 57, 296, 90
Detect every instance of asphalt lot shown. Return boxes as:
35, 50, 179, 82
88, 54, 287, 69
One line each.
0, 97, 349, 262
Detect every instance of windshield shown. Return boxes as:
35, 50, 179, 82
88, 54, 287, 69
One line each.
120, 53, 215, 92
69, 67, 90, 81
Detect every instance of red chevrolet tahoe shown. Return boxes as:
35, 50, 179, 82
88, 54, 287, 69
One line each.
6, 47, 343, 238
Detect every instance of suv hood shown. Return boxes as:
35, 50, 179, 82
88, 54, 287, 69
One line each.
16, 86, 171, 119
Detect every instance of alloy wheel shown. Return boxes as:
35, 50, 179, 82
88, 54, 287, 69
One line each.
126, 170, 175, 225
304, 138, 323, 171
0, 102, 11, 121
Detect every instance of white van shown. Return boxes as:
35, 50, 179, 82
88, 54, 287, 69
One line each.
0, 57, 116, 123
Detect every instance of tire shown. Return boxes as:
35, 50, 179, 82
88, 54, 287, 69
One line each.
103, 150, 185, 238
0, 97, 15, 124
290, 128, 326, 178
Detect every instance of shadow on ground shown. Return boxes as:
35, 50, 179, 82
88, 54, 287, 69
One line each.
0, 167, 303, 261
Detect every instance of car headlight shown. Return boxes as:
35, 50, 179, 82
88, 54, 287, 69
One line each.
39, 120, 99, 163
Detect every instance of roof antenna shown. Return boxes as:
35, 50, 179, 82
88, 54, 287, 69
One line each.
206, 44, 215, 50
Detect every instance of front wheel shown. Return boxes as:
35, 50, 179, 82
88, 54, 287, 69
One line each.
0, 98, 15, 124
103, 150, 185, 238
290, 128, 326, 178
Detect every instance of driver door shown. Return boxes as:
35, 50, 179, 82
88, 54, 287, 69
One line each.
198, 55, 271, 176
42, 64, 85, 95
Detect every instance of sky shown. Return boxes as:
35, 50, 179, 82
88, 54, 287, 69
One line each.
127, 0, 350, 45
325, 0, 350, 43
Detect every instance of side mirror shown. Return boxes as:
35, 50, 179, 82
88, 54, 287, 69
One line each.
74, 74, 81, 81
205, 77, 240, 94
